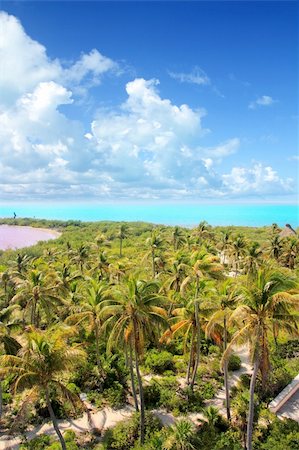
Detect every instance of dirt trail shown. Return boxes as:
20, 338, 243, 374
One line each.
0, 345, 251, 449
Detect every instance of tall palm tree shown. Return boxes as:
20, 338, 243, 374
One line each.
268, 235, 282, 261
162, 280, 215, 389
172, 226, 186, 251
0, 305, 21, 418
230, 235, 247, 276
117, 224, 129, 257
101, 277, 167, 444
180, 251, 223, 389
12, 269, 63, 327
206, 279, 241, 421
243, 242, 264, 277
218, 229, 232, 266
146, 231, 164, 277
0, 326, 85, 450
223, 269, 298, 450
66, 279, 113, 371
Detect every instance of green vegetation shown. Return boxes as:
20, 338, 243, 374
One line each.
0, 219, 298, 449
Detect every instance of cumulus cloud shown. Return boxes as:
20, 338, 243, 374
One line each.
169, 67, 210, 86
0, 11, 118, 106
0, 12, 293, 201
249, 95, 276, 109
222, 164, 293, 195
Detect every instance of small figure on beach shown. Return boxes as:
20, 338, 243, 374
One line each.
13, 212, 16, 219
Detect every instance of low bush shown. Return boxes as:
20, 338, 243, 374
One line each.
144, 349, 175, 374
102, 412, 162, 450
228, 354, 242, 371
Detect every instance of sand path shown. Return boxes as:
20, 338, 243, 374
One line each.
0, 345, 251, 449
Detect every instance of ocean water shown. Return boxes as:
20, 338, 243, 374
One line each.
0, 203, 298, 227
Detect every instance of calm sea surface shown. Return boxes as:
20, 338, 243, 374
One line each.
0, 203, 298, 227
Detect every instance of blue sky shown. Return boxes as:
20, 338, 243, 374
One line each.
0, 1, 298, 203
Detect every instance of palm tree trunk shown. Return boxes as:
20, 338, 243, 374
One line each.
246, 353, 259, 450
0, 381, 3, 418
133, 325, 145, 444
152, 249, 155, 278
190, 301, 200, 390
45, 386, 66, 450
119, 238, 123, 257
186, 328, 195, 385
129, 339, 139, 412
223, 315, 231, 421
94, 321, 101, 372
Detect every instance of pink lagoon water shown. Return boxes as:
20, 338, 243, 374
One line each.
0, 225, 60, 251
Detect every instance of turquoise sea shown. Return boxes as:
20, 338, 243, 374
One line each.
0, 203, 298, 227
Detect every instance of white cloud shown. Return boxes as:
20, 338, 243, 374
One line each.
0, 11, 118, 106
222, 163, 293, 195
249, 95, 276, 109
0, 12, 294, 201
169, 67, 210, 86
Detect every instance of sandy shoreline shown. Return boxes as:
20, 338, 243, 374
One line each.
0, 225, 61, 251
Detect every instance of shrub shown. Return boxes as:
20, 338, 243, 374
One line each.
104, 381, 127, 408
20, 435, 51, 450
144, 382, 161, 408
103, 412, 162, 450
144, 349, 175, 374
228, 354, 242, 371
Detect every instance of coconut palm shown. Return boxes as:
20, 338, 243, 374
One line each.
179, 251, 223, 388
218, 229, 233, 266
206, 279, 241, 421
0, 326, 85, 450
243, 242, 264, 277
282, 237, 298, 269
101, 277, 167, 444
230, 235, 247, 276
66, 279, 113, 371
146, 231, 164, 277
72, 244, 90, 273
162, 279, 215, 389
172, 226, 186, 251
268, 235, 282, 261
12, 269, 64, 327
223, 268, 298, 450
117, 224, 129, 257
164, 419, 196, 450
0, 305, 21, 418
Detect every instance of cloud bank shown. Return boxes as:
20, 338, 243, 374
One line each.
0, 12, 293, 201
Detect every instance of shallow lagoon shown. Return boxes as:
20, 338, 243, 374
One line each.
0, 225, 60, 251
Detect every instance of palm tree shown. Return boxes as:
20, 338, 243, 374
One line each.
101, 277, 167, 444
282, 237, 298, 269
172, 226, 186, 251
223, 268, 298, 450
0, 326, 85, 450
243, 242, 264, 278
146, 231, 164, 277
180, 251, 223, 389
72, 244, 90, 273
163, 253, 189, 293
0, 305, 21, 418
164, 419, 196, 450
206, 279, 241, 421
117, 224, 129, 257
230, 235, 247, 276
66, 279, 113, 371
268, 235, 282, 261
12, 269, 63, 327
218, 229, 232, 266
193, 221, 212, 246
162, 280, 215, 389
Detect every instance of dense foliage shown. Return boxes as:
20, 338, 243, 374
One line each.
0, 219, 298, 449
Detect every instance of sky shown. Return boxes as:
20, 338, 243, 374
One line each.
0, 0, 298, 204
